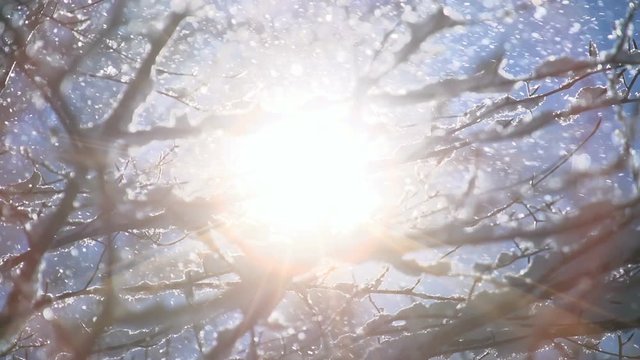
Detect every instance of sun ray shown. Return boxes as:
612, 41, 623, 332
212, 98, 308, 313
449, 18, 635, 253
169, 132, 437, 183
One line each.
222, 99, 386, 252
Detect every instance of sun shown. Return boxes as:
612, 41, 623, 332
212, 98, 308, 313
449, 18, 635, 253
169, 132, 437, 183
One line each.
227, 100, 383, 239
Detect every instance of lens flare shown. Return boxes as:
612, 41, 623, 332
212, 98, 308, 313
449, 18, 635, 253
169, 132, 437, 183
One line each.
229, 102, 382, 237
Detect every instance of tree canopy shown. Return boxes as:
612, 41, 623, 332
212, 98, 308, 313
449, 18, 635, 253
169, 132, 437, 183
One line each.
2, 0, 640, 359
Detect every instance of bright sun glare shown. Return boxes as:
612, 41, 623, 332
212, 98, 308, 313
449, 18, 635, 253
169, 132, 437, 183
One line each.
230, 101, 382, 238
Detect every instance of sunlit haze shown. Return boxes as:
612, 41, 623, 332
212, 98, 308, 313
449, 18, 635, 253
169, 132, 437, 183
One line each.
228, 100, 384, 238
